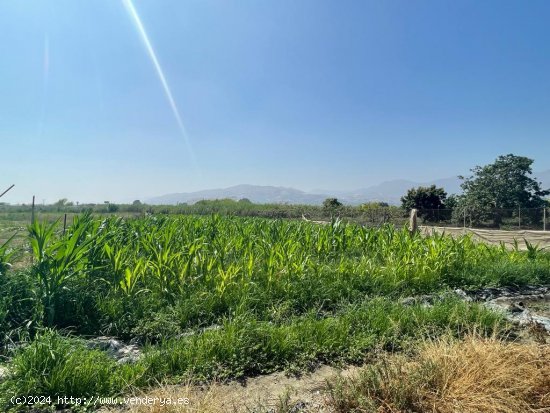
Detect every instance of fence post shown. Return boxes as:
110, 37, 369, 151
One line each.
409, 208, 418, 234
31, 195, 35, 225
30, 195, 35, 266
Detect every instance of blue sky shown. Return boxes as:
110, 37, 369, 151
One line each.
1, 0, 549, 204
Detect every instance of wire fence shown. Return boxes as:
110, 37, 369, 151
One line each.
354, 207, 550, 231
413, 207, 549, 231
0, 206, 549, 238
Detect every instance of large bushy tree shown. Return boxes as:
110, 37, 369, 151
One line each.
457, 154, 549, 225
401, 185, 447, 221
323, 198, 342, 210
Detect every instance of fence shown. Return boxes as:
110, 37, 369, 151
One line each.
415, 207, 549, 231
353, 207, 550, 231
1, 205, 549, 234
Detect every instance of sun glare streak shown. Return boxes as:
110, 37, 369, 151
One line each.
38, 33, 50, 137
43, 34, 49, 74
121, 0, 196, 166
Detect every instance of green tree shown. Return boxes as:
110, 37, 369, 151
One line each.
360, 202, 401, 225
54, 199, 69, 212
129, 200, 143, 213
323, 198, 342, 210
458, 154, 549, 226
323, 198, 342, 219
401, 185, 447, 221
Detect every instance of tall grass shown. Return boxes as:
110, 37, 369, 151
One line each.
0, 231, 16, 276
328, 335, 550, 413
0, 214, 548, 410
0, 329, 142, 406
0, 299, 504, 409
1, 214, 549, 341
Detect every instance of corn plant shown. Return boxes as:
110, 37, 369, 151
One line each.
28, 215, 95, 325
0, 232, 16, 276
21, 212, 550, 328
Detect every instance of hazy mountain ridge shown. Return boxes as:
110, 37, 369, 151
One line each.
148, 185, 328, 205
147, 170, 550, 206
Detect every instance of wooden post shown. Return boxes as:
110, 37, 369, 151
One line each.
63, 213, 67, 236
31, 195, 35, 265
409, 208, 418, 234
31, 195, 35, 225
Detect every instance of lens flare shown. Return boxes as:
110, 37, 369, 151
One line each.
38, 33, 50, 137
122, 0, 196, 164
43, 34, 50, 74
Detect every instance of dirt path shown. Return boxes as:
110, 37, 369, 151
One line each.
101, 365, 360, 413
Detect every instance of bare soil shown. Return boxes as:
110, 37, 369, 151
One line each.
101, 365, 360, 413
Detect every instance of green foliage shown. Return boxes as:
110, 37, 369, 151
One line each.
401, 185, 448, 221
359, 203, 403, 225
323, 197, 343, 210
28, 213, 96, 325
0, 198, 374, 225
457, 154, 550, 225
1, 214, 548, 343
0, 299, 504, 408
143, 298, 503, 382
1, 212, 547, 408
0, 232, 16, 276
0, 329, 142, 408
0, 270, 40, 351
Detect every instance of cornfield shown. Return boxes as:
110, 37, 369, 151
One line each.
1, 213, 549, 408
20, 213, 549, 327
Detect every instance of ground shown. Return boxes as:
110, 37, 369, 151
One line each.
101, 286, 550, 413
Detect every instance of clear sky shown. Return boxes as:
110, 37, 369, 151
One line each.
1, 0, 550, 204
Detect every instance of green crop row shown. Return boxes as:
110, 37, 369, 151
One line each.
1, 213, 547, 409
1, 213, 549, 343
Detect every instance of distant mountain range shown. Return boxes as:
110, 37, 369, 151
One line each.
148, 184, 328, 205
147, 170, 550, 206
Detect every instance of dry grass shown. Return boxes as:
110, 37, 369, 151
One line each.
328, 335, 550, 413
101, 336, 550, 413
99, 382, 229, 413
98, 366, 332, 413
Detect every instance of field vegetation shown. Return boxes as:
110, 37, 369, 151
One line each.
0, 214, 549, 410
328, 335, 550, 413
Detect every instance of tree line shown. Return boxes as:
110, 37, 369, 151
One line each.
2, 154, 548, 228
400, 154, 549, 227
